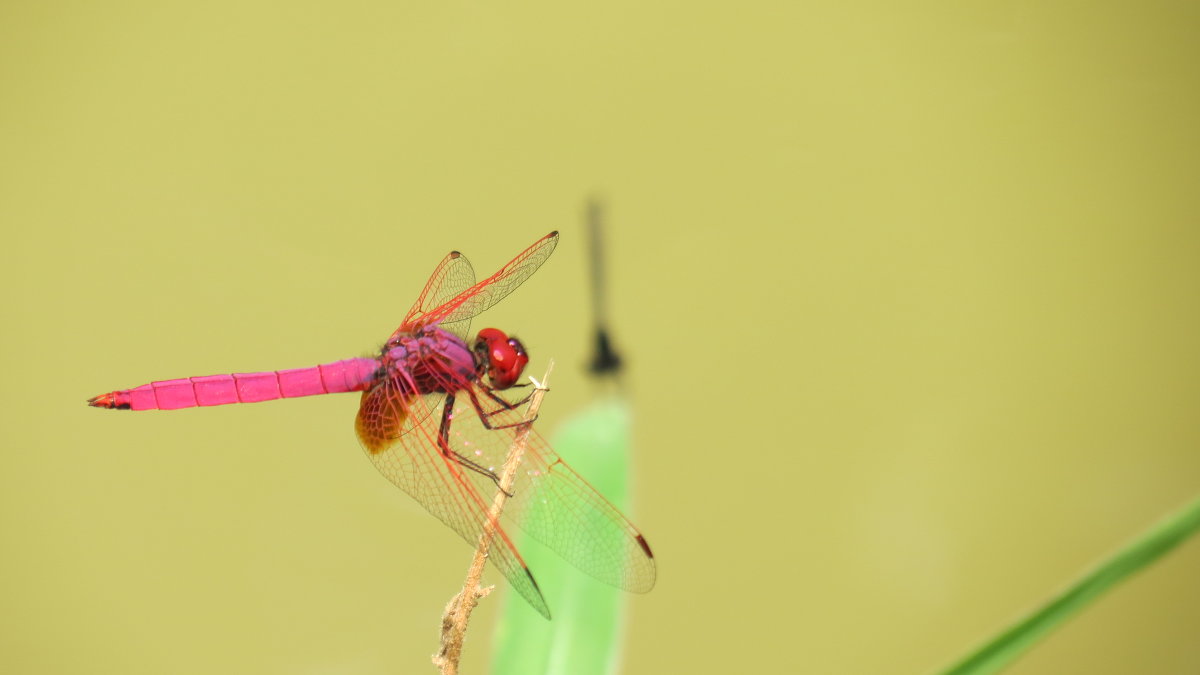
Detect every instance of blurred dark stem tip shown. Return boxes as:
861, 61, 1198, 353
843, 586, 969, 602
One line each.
589, 328, 623, 375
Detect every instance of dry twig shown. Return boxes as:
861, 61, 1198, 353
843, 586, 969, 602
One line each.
432, 362, 554, 674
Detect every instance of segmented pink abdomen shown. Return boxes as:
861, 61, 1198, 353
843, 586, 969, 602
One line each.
90, 358, 380, 410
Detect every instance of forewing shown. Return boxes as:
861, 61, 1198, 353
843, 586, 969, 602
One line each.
418, 231, 559, 331
354, 378, 551, 618
443, 383, 656, 593
396, 249, 477, 341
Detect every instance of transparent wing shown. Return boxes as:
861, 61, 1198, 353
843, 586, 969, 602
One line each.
354, 377, 551, 618
396, 249, 477, 341
416, 231, 558, 335
444, 383, 656, 593
395, 232, 558, 343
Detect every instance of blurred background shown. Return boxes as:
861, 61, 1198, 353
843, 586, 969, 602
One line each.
3, 2, 1199, 673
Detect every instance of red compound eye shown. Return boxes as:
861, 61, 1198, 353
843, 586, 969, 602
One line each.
475, 328, 529, 390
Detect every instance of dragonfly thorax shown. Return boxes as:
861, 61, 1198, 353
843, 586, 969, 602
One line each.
382, 326, 477, 395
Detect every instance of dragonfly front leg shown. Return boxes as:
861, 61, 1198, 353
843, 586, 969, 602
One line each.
467, 385, 539, 431
438, 393, 513, 496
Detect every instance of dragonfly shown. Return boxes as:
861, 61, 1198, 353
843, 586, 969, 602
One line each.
88, 231, 655, 619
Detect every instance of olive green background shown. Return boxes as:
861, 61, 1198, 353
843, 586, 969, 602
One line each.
3, 3, 1198, 673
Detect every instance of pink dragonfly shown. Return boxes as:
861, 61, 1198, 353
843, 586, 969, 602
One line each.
88, 231, 655, 618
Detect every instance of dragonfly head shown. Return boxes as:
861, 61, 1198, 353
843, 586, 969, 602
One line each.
474, 328, 529, 390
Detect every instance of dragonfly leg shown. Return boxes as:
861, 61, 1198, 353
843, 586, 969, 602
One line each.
485, 384, 534, 410
466, 386, 538, 431
438, 393, 513, 497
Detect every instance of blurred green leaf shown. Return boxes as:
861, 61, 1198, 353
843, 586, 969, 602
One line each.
937, 494, 1200, 675
491, 395, 634, 675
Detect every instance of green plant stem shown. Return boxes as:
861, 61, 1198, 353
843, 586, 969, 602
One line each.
937, 494, 1200, 675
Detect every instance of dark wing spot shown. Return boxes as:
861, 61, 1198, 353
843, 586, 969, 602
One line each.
636, 534, 654, 559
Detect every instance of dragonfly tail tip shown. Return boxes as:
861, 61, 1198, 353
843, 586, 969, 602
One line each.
87, 392, 127, 409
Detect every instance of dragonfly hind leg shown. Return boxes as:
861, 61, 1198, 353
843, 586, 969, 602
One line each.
438, 393, 514, 497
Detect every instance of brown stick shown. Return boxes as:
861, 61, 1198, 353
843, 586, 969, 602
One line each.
432, 362, 554, 674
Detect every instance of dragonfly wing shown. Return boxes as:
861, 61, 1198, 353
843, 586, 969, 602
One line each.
419, 231, 559, 330
396, 249, 477, 342
443, 383, 656, 593
355, 378, 551, 618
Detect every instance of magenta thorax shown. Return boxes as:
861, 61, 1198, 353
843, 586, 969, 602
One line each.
383, 326, 478, 395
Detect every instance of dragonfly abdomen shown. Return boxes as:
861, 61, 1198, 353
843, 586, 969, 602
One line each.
88, 357, 380, 410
